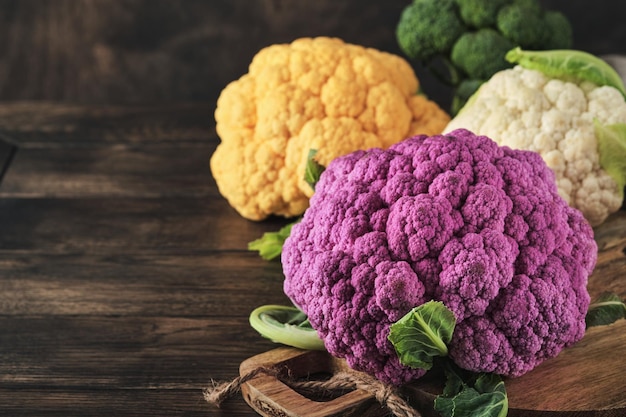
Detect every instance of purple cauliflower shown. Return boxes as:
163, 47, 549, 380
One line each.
282, 129, 597, 386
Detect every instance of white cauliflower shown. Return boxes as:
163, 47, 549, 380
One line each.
445, 64, 626, 226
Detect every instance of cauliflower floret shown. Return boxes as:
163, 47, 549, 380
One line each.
283, 130, 596, 385
445, 65, 625, 226
212, 37, 450, 221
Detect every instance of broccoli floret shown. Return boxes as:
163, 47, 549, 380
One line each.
396, 0, 465, 62
497, 5, 573, 50
511, 0, 541, 13
454, 0, 508, 28
497, 3, 547, 49
451, 29, 514, 80
542, 11, 574, 49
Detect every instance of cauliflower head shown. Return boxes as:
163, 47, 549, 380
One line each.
282, 129, 596, 385
445, 65, 626, 226
212, 37, 450, 221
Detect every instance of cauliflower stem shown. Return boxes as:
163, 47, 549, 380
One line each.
248, 305, 325, 351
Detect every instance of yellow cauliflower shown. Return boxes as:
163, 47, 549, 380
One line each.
211, 37, 450, 221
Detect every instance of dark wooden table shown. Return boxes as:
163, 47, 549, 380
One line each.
0, 102, 624, 417
0, 102, 294, 416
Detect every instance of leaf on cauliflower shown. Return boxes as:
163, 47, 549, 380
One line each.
506, 47, 626, 98
595, 120, 626, 198
586, 292, 626, 328
248, 221, 297, 260
249, 305, 326, 351
304, 149, 325, 191
388, 301, 456, 370
435, 362, 509, 417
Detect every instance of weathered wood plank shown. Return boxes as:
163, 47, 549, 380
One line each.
0, 314, 279, 415
0, 197, 291, 253
0, 388, 251, 417
0, 144, 218, 198
0, 102, 213, 148
0, 252, 288, 316
0, 315, 278, 387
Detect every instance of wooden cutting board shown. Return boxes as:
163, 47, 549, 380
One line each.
240, 211, 626, 417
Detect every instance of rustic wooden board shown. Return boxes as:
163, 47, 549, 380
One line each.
239, 211, 626, 417
240, 348, 384, 417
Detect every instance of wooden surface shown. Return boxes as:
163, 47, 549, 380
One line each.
0, 102, 624, 417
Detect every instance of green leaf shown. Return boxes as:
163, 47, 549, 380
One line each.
505, 47, 626, 98
248, 221, 297, 260
304, 149, 325, 191
435, 362, 509, 417
594, 120, 626, 199
586, 292, 626, 328
388, 301, 456, 370
249, 305, 326, 351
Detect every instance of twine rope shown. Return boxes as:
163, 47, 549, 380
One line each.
204, 366, 421, 417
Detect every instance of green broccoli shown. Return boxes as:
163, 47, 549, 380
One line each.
496, 3, 547, 48
455, 0, 509, 28
396, 0, 465, 62
543, 11, 574, 49
451, 29, 514, 80
496, 2, 572, 50
396, 0, 573, 114
511, 0, 542, 14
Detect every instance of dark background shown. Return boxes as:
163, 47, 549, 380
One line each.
0, 0, 624, 109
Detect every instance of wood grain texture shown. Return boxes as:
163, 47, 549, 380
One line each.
0, 197, 289, 253
0, 388, 250, 417
0, 102, 213, 147
0, 252, 289, 316
0, 145, 217, 198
